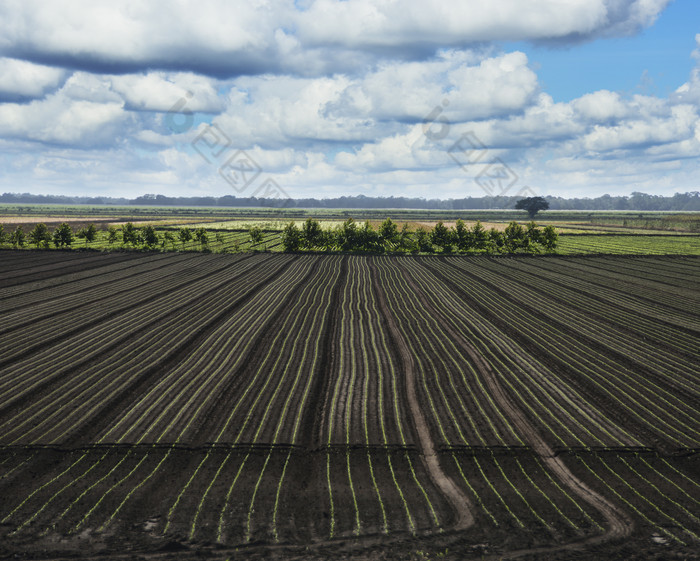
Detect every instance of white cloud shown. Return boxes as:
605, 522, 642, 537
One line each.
0, 94, 126, 145
209, 51, 539, 153
334, 131, 421, 172
572, 90, 628, 122
0, 1, 285, 73
213, 74, 371, 149
110, 72, 222, 112
0, 57, 65, 99
295, 0, 668, 47
333, 51, 539, 122
673, 36, 700, 105
0, 0, 670, 78
581, 104, 697, 152
0, 0, 697, 200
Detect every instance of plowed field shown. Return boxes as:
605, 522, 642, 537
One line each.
0, 251, 698, 560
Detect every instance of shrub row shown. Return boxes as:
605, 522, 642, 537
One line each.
282, 218, 558, 254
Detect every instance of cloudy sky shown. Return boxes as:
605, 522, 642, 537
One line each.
0, 0, 698, 200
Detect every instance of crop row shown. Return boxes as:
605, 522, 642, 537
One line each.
557, 234, 700, 255
410, 257, 698, 449
0, 252, 697, 550
0, 254, 294, 443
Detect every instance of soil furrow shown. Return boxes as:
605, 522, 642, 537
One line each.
398, 260, 634, 552
372, 259, 475, 532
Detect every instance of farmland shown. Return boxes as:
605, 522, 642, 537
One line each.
0, 250, 698, 560
2, 205, 700, 257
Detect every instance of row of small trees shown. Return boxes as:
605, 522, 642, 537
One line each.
109, 224, 220, 249
0, 222, 99, 248
0, 222, 218, 250
2, 218, 557, 254
118, 224, 214, 249
282, 218, 558, 254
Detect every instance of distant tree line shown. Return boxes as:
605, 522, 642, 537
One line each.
1, 191, 698, 211
282, 218, 558, 254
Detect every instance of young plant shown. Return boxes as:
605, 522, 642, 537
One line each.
178, 227, 192, 249
29, 223, 51, 248
52, 223, 74, 248
10, 226, 25, 248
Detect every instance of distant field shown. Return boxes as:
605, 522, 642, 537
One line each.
2, 205, 700, 256
2, 203, 699, 229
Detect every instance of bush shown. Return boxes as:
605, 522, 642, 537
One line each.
301, 218, 323, 249
122, 222, 139, 246
282, 222, 302, 252
142, 225, 160, 248
10, 226, 25, 248
29, 223, 51, 248
415, 227, 433, 253
430, 221, 454, 253
178, 227, 192, 248
53, 223, 74, 248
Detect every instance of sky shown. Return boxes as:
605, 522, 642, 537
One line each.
0, 0, 698, 201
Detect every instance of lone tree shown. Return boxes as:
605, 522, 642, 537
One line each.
515, 196, 549, 219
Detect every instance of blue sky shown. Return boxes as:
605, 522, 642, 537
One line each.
0, 0, 698, 200
517, 0, 699, 101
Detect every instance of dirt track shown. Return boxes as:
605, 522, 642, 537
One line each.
399, 263, 634, 556
374, 267, 475, 531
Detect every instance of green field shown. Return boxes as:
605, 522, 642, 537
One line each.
2, 203, 699, 227
557, 234, 700, 255
1, 205, 699, 255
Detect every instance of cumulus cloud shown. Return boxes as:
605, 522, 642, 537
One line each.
0, 57, 65, 100
673, 35, 700, 105
296, 0, 669, 48
572, 90, 628, 122
0, 0, 289, 77
329, 51, 539, 123
0, 0, 697, 199
110, 72, 222, 112
208, 50, 539, 155
213, 74, 371, 150
0, 0, 670, 78
0, 93, 127, 146
581, 104, 697, 152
